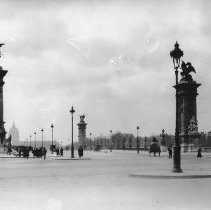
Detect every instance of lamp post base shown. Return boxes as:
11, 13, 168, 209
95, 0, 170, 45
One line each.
71, 145, 74, 158
172, 145, 183, 173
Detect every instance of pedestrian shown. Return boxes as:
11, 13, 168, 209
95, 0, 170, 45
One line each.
43, 147, 47, 160
60, 147, 63, 156
197, 147, 202, 158
78, 146, 83, 158
168, 147, 172, 159
80, 146, 83, 157
26, 147, 29, 159
56, 148, 60, 156
18, 148, 21, 158
8, 147, 12, 155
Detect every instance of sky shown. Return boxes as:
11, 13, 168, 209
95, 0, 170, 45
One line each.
0, 0, 211, 144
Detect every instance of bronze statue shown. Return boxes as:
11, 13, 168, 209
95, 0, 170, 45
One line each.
180, 61, 196, 81
188, 116, 198, 133
80, 115, 85, 122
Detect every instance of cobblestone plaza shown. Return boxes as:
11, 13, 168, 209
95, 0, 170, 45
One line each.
0, 150, 211, 210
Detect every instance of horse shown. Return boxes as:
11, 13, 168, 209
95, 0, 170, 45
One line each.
149, 142, 161, 157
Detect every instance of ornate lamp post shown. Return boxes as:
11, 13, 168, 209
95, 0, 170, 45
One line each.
34, 132, 36, 149
129, 136, 132, 150
70, 106, 75, 158
41, 128, 44, 148
160, 129, 167, 146
50, 124, 54, 153
144, 136, 147, 151
101, 138, 103, 149
122, 137, 125, 150
136, 126, 140, 153
110, 130, 112, 152
170, 41, 183, 173
30, 134, 32, 147
89, 132, 92, 150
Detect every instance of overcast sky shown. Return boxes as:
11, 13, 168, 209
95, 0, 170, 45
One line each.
0, 0, 211, 144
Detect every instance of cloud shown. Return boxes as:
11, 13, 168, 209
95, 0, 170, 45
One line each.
0, 0, 211, 142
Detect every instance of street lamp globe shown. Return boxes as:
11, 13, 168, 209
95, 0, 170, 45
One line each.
70, 106, 75, 115
170, 41, 183, 69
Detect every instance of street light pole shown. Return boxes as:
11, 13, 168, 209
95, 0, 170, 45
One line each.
110, 130, 112, 152
122, 137, 125, 150
170, 41, 183, 173
30, 134, 32, 147
34, 132, 36, 149
50, 124, 54, 153
144, 136, 147, 151
129, 136, 132, 150
90, 132, 92, 150
70, 106, 75, 158
137, 126, 140, 154
41, 128, 44, 148
160, 129, 167, 146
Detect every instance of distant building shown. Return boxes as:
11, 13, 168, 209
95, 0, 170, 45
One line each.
8, 121, 20, 143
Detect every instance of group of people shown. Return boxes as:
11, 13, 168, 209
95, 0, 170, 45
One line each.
10, 145, 85, 159
16, 146, 47, 159
32, 147, 47, 159
54, 147, 63, 156
18, 146, 30, 159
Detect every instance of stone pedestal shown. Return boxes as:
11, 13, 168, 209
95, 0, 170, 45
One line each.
77, 115, 87, 149
0, 66, 7, 148
177, 79, 201, 152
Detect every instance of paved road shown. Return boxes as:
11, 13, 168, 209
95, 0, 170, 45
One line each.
0, 150, 210, 210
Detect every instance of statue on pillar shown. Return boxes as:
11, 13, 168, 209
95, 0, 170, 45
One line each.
177, 59, 201, 152
77, 115, 87, 149
80, 115, 85, 123
188, 116, 198, 134
180, 61, 196, 81
188, 116, 200, 148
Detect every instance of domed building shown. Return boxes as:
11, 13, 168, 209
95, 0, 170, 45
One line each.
8, 121, 20, 144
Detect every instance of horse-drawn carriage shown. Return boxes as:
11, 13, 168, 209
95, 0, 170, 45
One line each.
149, 137, 161, 157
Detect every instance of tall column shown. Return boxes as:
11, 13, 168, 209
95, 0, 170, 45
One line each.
77, 115, 87, 149
0, 66, 7, 146
178, 79, 201, 152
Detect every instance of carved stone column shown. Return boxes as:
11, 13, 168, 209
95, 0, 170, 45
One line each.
0, 66, 7, 147
77, 115, 87, 149
177, 79, 201, 152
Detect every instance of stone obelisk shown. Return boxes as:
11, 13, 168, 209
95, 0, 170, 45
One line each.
77, 115, 87, 149
0, 44, 7, 148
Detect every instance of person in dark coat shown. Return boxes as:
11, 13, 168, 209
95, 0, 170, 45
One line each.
197, 147, 202, 158
56, 148, 60, 156
18, 148, 21, 157
60, 147, 63, 156
168, 147, 172, 159
43, 147, 47, 160
78, 146, 83, 158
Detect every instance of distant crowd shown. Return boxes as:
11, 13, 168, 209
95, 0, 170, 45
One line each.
5, 145, 85, 159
